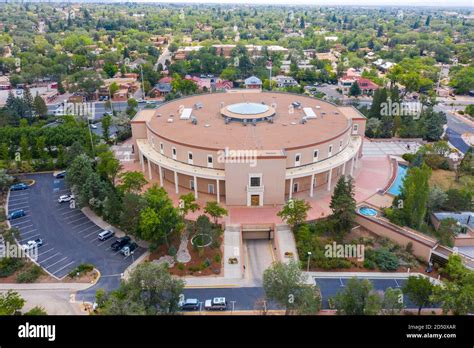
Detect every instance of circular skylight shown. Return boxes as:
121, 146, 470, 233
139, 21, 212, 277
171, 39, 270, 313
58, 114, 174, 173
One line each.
226, 103, 269, 115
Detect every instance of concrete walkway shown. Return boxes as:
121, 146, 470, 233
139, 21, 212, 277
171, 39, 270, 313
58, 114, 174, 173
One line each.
305, 271, 441, 285
0, 282, 93, 291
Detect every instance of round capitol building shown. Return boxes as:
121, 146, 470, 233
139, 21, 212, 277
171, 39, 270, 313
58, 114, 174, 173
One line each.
131, 90, 366, 207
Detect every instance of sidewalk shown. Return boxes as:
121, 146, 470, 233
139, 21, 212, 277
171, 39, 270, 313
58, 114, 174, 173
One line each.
183, 276, 260, 288
305, 271, 442, 285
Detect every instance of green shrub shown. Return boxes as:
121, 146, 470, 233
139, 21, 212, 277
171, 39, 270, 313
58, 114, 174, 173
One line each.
213, 254, 222, 264
177, 262, 185, 271
373, 248, 399, 271
0, 258, 25, 277
168, 246, 177, 256
16, 265, 42, 283
402, 153, 415, 163
364, 258, 377, 269
69, 263, 94, 278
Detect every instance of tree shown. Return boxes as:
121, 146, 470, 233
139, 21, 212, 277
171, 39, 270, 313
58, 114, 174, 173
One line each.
97, 151, 122, 185
66, 154, 94, 193
402, 276, 434, 315
400, 164, 431, 229
349, 81, 361, 97
119, 193, 146, 236
0, 290, 25, 315
381, 287, 405, 315
24, 306, 48, 315
100, 263, 184, 315
118, 171, 147, 194
277, 199, 311, 231
459, 147, 474, 176
263, 261, 321, 315
427, 186, 447, 212
204, 201, 228, 225
101, 114, 112, 143
179, 192, 200, 217
333, 278, 382, 315
0, 169, 14, 193
33, 95, 48, 119
329, 176, 356, 234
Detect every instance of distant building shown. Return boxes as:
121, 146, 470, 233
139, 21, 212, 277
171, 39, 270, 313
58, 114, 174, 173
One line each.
152, 76, 173, 97
273, 75, 298, 88
244, 76, 262, 89
339, 76, 379, 96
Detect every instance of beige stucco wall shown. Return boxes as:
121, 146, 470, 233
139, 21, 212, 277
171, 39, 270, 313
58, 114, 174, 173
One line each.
355, 215, 434, 261
224, 157, 287, 206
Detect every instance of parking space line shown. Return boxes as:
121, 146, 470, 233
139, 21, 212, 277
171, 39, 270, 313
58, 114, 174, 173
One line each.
394, 279, 401, 288
75, 224, 98, 234
39, 252, 61, 263
56, 206, 73, 212
83, 228, 103, 238
71, 220, 94, 229
8, 201, 30, 207
62, 210, 80, 216
10, 219, 32, 225
20, 234, 41, 242
37, 248, 55, 257
17, 224, 34, 230
95, 238, 116, 247
339, 278, 344, 287
66, 216, 88, 224
44, 257, 68, 270
19, 229, 38, 236
50, 261, 75, 276
9, 193, 30, 197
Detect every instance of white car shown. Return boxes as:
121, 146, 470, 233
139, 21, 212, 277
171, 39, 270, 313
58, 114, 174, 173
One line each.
204, 297, 227, 311
90, 124, 98, 129
21, 238, 43, 251
58, 194, 74, 203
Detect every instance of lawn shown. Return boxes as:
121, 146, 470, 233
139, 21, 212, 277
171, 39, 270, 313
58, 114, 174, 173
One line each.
429, 169, 465, 191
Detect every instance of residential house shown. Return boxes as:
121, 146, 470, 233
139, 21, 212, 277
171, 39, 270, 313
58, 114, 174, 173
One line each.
338, 75, 379, 96
244, 76, 262, 89
273, 75, 298, 88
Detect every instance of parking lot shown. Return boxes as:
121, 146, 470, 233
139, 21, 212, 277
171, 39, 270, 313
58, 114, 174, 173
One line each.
7, 173, 144, 290
315, 276, 416, 309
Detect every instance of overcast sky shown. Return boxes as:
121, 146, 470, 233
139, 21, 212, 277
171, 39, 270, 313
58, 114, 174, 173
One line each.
135, 0, 473, 7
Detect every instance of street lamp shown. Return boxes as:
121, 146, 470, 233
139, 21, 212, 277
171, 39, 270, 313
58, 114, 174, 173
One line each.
307, 251, 312, 272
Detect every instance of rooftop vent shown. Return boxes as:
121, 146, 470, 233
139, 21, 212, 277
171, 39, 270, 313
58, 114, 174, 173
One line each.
191, 116, 197, 125
252, 119, 257, 126
194, 103, 203, 109
220, 101, 225, 108
300, 117, 307, 124
334, 112, 339, 115
267, 117, 274, 124
167, 118, 173, 123
271, 102, 277, 109
204, 124, 210, 127
243, 119, 248, 126
157, 114, 162, 117
315, 105, 321, 109
224, 117, 230, 125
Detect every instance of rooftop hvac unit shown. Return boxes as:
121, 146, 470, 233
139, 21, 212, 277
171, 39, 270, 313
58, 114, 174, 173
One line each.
191, 116, 197, 125
167, 118, 173, 123
243, 119, 248, 126
300, 117, 307, 124
224, 117, 230, 124
267, 117, 274, 123
194, 103, 203, 109
220, 101, 225, 108
315, 105, 321, 109
252, 119, 257, 126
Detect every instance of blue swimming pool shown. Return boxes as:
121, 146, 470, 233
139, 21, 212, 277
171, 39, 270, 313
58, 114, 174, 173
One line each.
387, 164, 408, 196
358, 206, 378, 217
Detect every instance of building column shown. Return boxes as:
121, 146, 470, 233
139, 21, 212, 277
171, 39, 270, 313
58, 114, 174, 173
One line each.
139, 151, 145, 172
193, 176, 198, 199
289, 177, 293, 200
147, 159, 152, 180
350, 156, 355, 176
158, 166, 163, 187
174, 171, 179, 194
216, 179, 220, 203
327, 168, 332, 191
342, 161, 346, 176
310, 174, 315, 198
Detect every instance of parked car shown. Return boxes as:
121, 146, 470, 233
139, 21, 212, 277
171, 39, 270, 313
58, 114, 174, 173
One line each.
10, 183, 29, 191
90, 123, 98, 129
111, 236, 131, 251
179, 298, 200, 311
21, 238, 43, 251
204, 297, 227, 311
55, 171, 66, 179
120, 242, 138, 255
58, 194, 74, 203
98, 229, 115, 241
7, 210, 25, 220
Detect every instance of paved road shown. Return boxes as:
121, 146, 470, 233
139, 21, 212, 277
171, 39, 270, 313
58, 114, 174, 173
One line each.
7, 173, 144, 301
182, 276, 421, 312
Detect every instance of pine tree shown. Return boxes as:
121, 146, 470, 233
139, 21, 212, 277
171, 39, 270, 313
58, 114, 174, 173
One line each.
33, 94, 48, 119
330, 175, 356, 235
349, 81, 361, 97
